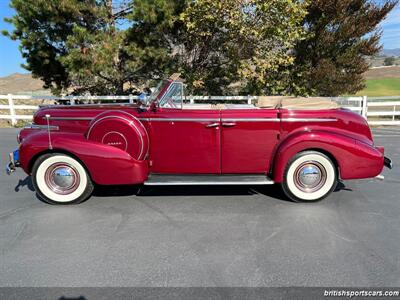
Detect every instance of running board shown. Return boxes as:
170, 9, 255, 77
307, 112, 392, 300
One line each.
144, 174, 275, 186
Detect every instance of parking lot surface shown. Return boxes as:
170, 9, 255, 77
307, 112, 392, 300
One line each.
0, 128, 399, 287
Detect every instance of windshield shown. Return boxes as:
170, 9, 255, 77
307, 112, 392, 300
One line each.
146, 80, 169, 105
158, 82, 183, 108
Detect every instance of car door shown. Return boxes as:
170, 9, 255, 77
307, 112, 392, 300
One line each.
147, 82, 221, 174
221, 109, 280, 174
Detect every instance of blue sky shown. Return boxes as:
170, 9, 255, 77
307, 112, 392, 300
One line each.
380, 3, 400, 48
0, 1, 399, 77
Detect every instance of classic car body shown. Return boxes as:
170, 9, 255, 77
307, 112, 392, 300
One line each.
7, 78, 393, 204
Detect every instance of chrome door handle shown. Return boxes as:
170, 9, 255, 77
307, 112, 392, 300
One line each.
222, 122, 236, 127
206, 123, 219, 128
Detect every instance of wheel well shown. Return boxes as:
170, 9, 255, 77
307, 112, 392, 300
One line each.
28, 149, 94, 181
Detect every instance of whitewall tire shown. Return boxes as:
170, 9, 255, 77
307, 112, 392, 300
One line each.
32, 153, 94, 204
282, 151, 337, 202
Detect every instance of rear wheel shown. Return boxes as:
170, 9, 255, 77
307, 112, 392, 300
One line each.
32, 153, 94, 205
282, 151, 337, 202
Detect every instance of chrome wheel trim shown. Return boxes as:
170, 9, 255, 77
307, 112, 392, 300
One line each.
35, 155, 88, 203
293, 161, 327, 193
286, 153, 336, 201
44, 163, 80, 195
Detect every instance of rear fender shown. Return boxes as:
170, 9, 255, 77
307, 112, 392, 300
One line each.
19, 131, 148, 185
272, 131, 384, 182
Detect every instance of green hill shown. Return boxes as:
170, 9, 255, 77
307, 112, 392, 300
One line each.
355, 66, 400, 96
356, 78, 400, 97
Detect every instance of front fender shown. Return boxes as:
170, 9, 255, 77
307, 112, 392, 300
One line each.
19, 131, 148, 185
272, 131, 384, 183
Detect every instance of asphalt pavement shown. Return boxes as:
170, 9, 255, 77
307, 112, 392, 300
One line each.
0, 128, 399, 287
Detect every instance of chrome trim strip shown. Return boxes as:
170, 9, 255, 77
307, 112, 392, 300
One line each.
43, 116, 337, 123
40, 103, 137, 108
43, 117, 94, 121
24, 124, 59, 130
282, 118, 337, 122
217, 118, 336, 122
222, 118, 280, 122
146, 118, 220, 122
144, 175, 275, 186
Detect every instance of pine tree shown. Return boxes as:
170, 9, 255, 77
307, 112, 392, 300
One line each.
3, 0, 102, 93
3, 0, 186, 95
291, 0, 398, 96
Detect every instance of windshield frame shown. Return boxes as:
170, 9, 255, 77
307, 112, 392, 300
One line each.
158, 81, 184, 109
147, 80, 173, 109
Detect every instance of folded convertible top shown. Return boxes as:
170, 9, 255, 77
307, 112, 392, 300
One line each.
256, 96, 340, 109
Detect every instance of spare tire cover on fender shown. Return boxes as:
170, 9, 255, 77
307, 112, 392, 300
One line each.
86, 110, 149, 160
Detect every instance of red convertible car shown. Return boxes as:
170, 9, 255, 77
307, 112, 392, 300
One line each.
7, 77, 392, 204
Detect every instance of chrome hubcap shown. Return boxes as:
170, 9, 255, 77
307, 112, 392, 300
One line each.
294, 161, 327, 193
45, 163, 80, 195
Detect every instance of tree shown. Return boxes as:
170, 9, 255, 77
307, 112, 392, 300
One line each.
60, 0, 187, 94
4, 0, 307, 96
2, 0, 102, 94
384, 56, 396, 66
179, 0, 308, 95
3, 0, 186, 95
5, 0, 394, 96
289, 0, 398, 96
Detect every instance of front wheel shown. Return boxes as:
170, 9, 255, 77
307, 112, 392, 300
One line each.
32, 153, 94, 205
281, 151, 337, 202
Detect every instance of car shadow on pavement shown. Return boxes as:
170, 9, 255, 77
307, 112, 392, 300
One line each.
14, 176, 35, 192
334, 181, 353, 192
94, 181, 353, 202
14, 176, 352, 203
94, 184, 291, 201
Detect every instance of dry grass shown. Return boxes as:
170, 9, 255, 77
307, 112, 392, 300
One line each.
0, 73, 49, 95
0, 72, 53, 127
364, 66, 400, 79
0, 98, 56, 127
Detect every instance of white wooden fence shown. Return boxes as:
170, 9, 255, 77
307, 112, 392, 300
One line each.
1, 94, 400, 126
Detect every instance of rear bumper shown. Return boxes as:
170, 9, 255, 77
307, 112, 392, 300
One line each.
376, 146, 393, 169
6, 149, 20, 175
384, 156, 393, 169
374, 156, 393, 181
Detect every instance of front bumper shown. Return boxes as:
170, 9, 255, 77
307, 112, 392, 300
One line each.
6, 149, 20, 175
